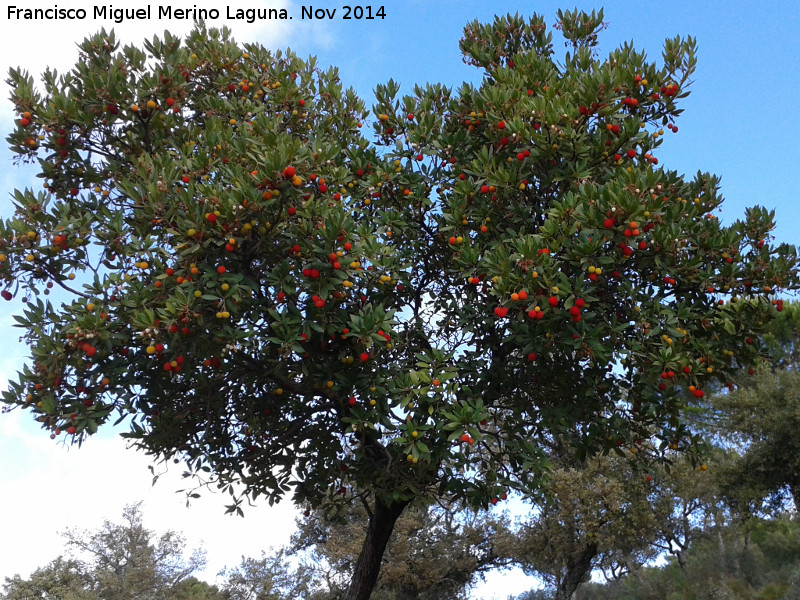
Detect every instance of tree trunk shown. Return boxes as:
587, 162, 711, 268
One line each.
554, 543, 597, 600
343, 497, 410, 600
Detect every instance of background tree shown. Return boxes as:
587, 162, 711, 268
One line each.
1, 557, 96, 600
708, 302, 800, 516
220, 548, 318, 600
223, 501, 513, 600
571, 515, 800, 600
1, 503, 220, 600
64, 503, 208, 600
507, 451, 661, 600
2, 10, 798, 600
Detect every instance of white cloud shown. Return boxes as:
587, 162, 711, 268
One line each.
0, 409, 299, 583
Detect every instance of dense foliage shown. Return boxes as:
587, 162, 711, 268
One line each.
2, 9, 797, 598
570, 517, 800, 600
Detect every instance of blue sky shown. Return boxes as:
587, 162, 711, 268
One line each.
0, 1, 798, 597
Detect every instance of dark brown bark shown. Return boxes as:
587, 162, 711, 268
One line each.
343, 496, 410, 600
554, 543, 597, 600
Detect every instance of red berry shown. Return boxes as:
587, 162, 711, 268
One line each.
288, 207, 296, 216
360, 352, 370, 362
548, 296, 558, 307
603, 218, 614, 228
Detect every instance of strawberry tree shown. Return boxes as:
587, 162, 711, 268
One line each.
1, 12, 798, 600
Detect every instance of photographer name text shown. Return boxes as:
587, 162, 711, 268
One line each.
7, 4, 386, 24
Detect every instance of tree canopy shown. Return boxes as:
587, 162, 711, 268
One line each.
2, 9, 798, 599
